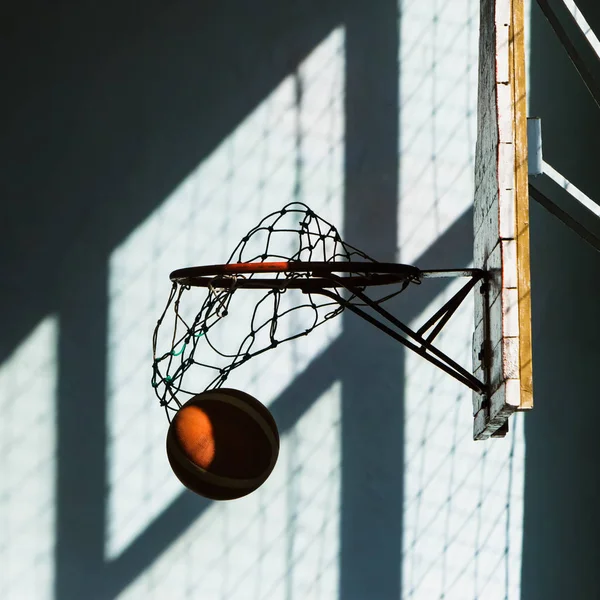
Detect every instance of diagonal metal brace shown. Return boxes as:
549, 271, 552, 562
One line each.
416, 275, 481, 344
314, 269, 487, 395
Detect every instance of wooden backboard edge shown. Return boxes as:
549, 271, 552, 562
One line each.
511, 0, 534, 410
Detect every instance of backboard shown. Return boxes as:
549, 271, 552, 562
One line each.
473, 0, 533, 439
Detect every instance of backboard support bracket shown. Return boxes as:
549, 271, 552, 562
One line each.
535, 0, 600, 111
528, 117, 600, 253
316, 268, 489, 396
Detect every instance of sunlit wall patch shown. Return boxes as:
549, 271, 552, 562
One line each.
106, 27, 345, 559
0, 316, 58, 600
398, 0, 479, 265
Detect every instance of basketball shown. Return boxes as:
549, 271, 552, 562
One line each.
166, 388, 280, 500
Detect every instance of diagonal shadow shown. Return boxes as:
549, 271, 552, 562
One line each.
0, 0, 340, 366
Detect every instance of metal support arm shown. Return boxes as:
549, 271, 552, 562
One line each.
316, 269, 487, 395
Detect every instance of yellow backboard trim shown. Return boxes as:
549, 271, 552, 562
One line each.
511, 0, 533, 410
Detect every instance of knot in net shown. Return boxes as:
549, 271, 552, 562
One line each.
151, 202, 420, 419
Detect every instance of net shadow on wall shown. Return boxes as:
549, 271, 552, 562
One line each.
402, 278, 525, 600
398, 0, 528, 596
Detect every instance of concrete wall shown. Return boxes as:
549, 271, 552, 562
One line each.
1, 0, 599, 598
522, 1, 600, 598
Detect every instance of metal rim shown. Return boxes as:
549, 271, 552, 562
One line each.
170, 261, 422, 289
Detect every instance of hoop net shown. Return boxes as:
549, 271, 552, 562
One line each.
151, 202, 420, 419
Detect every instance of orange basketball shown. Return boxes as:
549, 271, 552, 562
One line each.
166, 388, 280, 500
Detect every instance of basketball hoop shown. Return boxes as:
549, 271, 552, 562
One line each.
152, 202, 487, 423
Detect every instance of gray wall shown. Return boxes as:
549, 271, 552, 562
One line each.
1, 0, 599, 598
523, 2, 600, 598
